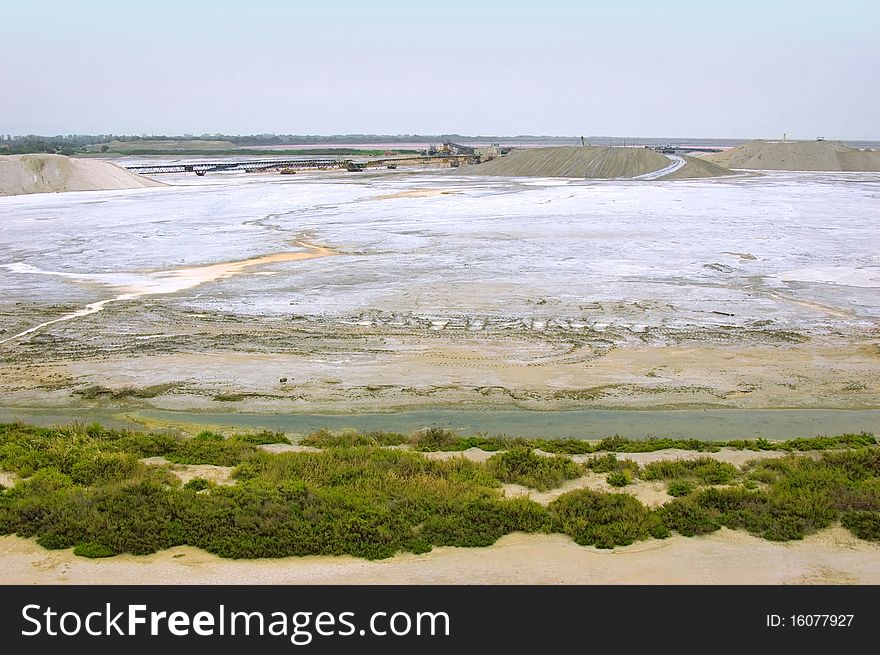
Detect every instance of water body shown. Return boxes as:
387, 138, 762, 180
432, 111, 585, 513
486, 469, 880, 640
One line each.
1, 407, 877, 440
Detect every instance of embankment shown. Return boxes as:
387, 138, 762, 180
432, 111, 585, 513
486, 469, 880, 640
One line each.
0, 154, 165, 196
701, 140, 880, 171
464, 146, 732, 179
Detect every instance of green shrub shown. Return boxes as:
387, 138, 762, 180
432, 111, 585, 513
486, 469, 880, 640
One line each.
410, 428, 459, 451
183, 478, 211, 492
549, 490, 667, 548
234, 431, 290, 446
607, 470, 632, 487
0, 421, 877, 559
301, 429, 375, 448
596, 436, 720, 453
641, 458, 738, 485
534, 439, 597, 455
73, 542, 114, 558
778, 433, 876, 451
585, 453, 620, 473
166, 432, 255, 466
585, 453, 640, 475
69, 452, 139, 486
487, 448, 582, 491
667, 480, 694, 497
364, 431, 411, 447
842, 511, 880, 541
659, 497, 722, 536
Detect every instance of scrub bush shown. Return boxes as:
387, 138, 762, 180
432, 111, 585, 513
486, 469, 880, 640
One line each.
549, 490, 668, 548
487, 448, 583, 491
641, 458, 738, 485
606, 470, 632, 487
667, 480, 694, 497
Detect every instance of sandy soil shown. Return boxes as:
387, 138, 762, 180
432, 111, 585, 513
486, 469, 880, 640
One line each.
464, 147, 733, 179
464, 146, 671, 178
0, 154, 165, 196
592, 447, 790, 467
661, 155, 736, 179
3, 325, 875, 414
374, 189, 460, 199
2, 527, 876, 585
502, 474, 673, 507
429, 447, 786, 506
702, 140, 880, 171
141, 457, 235, 486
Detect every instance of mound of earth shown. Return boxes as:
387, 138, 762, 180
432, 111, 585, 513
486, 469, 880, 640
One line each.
0, 154, 165, 196
660, 155, 735, 180
464, 146, 667, 178
701, 140, 880, 171
463, 146, 730, 179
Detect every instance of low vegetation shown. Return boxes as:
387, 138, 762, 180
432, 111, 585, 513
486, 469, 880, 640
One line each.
548, 490, 669, 548
660, 450, 880, 541
301, 428, 876, 454
0, 422, 877, 560
667, 480, 695, 497
640, 458, 738, 485
486, 448, 582, 491
76, 383, 178, 400
606, 470, 633, 487
584, 453, 640, 474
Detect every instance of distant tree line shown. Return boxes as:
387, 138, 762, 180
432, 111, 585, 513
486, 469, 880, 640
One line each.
0, 133, 576, 155
0, 134, 119, 156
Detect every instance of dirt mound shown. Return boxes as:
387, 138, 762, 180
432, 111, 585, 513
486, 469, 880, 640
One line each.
0, 154, 165, 196
660, 155, 735, 180
464, 146, 670, 178
701, 140, 880, 171
464, 146, 731, 179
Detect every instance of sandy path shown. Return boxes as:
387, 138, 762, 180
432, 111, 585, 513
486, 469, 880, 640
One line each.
633, 154, 685, 180
2, 527, 877, 585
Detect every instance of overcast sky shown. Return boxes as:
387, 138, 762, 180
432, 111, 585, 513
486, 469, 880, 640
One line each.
3, 0, 878, 139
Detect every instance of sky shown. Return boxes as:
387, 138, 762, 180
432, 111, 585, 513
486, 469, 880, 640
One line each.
3, 0, 878, 139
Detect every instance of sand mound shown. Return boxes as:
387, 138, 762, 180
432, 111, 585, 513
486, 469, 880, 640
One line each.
464, 146, 669, 178
464, 146, 731, 179
660, 155, 735, 180
701, 140, 880, 171
0, 154, 165, 196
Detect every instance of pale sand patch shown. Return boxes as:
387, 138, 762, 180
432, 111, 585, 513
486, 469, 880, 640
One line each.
573, 447, 789, 467
374, 189, 460, 200
0, 470, 18, 488
422, 447, 495, 463
259, 443, 322, 454
141, 456, 234, 486
766, 292, 852, 319
502, 474, 672, 507
2, 527, 878, 584
32, 337, 880, 413
131, 242, 338, 296
413, 446, 786, 469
